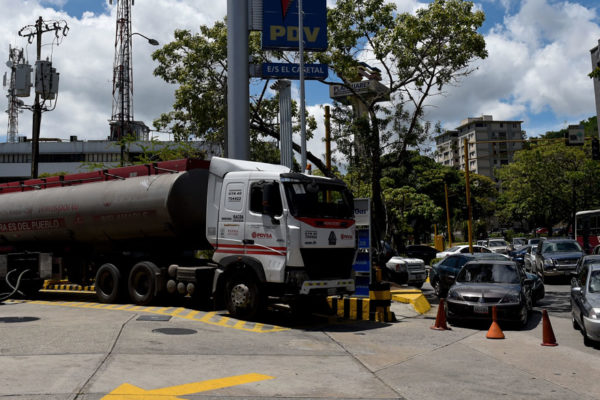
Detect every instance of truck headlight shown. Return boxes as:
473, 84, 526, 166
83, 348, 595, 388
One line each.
395, 263, 407, 273
591, 308, 600, 320
543, 259, 555, 269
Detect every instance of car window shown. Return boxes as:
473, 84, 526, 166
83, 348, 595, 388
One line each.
589, 270, 600, 293
441, 256, 459, 268
489, 240, 507, 247
460, 247, 470, 253
456, 257, 471, 268
457, 263, 519, 284
481, 247, 492, 253
446, 246, 461, 253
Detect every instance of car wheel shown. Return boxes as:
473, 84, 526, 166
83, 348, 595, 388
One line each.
433, 279, 446, 298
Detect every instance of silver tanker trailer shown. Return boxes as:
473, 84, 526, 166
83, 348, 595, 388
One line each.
0, 157, 356, 318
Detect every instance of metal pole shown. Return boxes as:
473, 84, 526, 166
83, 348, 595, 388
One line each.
325, 105, 331, 171
298, 0, 306, 172
273, 80, 293, 169
445, 183, 452, 248
30, 16, 43, 179
227, 0, 249, 161
464, 138, 473, 253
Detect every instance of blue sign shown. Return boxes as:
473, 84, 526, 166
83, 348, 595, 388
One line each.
357, 229, 370, 249
262, 0, 327, 51
262, 63, 328, 79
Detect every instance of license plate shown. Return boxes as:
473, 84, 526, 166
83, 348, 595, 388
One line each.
473, 305, 488, 314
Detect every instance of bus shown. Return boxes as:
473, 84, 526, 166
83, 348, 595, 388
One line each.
575, 210, 600, 254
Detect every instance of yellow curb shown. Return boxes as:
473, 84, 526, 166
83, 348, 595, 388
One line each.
390, 289, 431, 314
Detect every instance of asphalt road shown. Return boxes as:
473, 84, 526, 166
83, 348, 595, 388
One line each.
0, 280, 598, 400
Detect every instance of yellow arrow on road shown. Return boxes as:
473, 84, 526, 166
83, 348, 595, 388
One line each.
102, 373, 274, 399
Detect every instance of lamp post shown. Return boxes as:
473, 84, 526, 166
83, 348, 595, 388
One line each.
116, 32, 159, 166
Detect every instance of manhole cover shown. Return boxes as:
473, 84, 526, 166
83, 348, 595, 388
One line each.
137, 315, 172, 322
152, 328, 197, 335
0, 316, 39, 323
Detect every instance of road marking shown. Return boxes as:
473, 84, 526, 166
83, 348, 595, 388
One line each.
102, 373, 274, 399
4, 299, 289, 333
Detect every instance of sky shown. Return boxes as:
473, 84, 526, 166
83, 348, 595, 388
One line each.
0, 0, 599, 165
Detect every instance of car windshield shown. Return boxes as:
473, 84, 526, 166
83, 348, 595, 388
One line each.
528, 239, 541, 245
283, 180, 354, 219
589, 270, 600, 293
513, 239, 526, 245
541, 241, 582, 253
457, 263, 520, 284
488, 240, 507, 247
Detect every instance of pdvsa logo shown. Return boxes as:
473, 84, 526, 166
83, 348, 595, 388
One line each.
341, 234, 353, 240
262, 0, 327, 51
252, 232, 273, 239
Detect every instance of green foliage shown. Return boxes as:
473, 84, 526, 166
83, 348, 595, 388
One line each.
542, 116, 597, 140
320, 0, 487, 239
39, 171, 67, 178
496, 140, 600, 233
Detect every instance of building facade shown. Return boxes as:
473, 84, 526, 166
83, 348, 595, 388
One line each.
0, 137, 221, 181
434, 115, 525, 179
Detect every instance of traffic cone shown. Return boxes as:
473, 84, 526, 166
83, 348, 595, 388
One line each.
486, 306, 505, 339
431, 298, 451, 330
541, 309, 558, 346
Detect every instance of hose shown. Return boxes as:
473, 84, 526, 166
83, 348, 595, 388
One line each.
0, 269, 30, 302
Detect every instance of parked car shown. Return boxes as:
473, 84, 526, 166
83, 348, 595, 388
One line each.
485, 239, 509, 254
384, 256, 427, 288
430, 253, 508, 298
571, 263, 600, 345
574, 255, 600, 275
405, 245, 438, 266
534, 239, 584, 282
512, 237, 527, 249
476, 240, 487, 246
509, 245, 530, 269
522, 265, 545, 305
527, 238, 542, 247
436, 245, 492, 259
523, 244, 538, 272
445, 260, 533, 327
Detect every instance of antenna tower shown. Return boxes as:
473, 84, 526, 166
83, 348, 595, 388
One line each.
110, 0, 134, 141
4, 46, 24, 143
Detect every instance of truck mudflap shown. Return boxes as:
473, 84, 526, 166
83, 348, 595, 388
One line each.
299, 279, 355, 295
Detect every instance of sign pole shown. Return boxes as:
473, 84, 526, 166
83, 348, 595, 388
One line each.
298, 0, 306, 172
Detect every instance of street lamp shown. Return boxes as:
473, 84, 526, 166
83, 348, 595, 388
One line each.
131, 32, 159, 46
117, 32, 159, 166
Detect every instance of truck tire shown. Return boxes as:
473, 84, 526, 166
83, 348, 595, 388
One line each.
224, 271, 263, 320
128, 261, 160, 306
95, 263, 121, 303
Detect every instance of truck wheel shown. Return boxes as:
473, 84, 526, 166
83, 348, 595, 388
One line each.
95, 263, 121, 303
128, 261, 160, 306
225, 272, 263, 320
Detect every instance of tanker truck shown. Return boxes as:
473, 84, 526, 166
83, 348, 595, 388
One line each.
0, 157, 356, 318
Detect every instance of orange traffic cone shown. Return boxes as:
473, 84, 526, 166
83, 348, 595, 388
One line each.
541, 309, 558, 346
431, 298, 451, 330
486, 306, 505, 339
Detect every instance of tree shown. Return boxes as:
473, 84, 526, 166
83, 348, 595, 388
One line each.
319, 0, 487, 241
496, 141, 600, 234
151, 24, 325, 168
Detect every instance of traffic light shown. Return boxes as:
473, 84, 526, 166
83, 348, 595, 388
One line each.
592, 138, 600, 160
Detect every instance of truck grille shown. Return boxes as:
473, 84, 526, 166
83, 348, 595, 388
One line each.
300, 248, 355, 279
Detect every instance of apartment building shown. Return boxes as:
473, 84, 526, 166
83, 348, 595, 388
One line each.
434, 115, 525, 179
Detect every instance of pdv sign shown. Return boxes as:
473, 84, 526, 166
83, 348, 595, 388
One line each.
262, 0, 327, 51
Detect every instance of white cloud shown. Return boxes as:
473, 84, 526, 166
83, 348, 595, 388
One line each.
0, 0, 227, 143
425, 0, 600, 135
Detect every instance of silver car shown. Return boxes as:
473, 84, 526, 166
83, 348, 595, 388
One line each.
571, 263, 600, 345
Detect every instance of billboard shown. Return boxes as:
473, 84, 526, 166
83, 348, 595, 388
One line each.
262, 0, 327, 51
261, 62, 328, 79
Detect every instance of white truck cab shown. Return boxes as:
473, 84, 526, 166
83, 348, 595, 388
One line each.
205, 158, 356, 318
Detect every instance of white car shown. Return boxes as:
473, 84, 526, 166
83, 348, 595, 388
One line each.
384, 256, 427, 288
436, 245, 492, 259
486, 239, 509, 254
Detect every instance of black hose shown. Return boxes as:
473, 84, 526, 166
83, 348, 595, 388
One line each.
0, 269, 30, 302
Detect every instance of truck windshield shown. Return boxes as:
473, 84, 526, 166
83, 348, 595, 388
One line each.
283, 181, 353, 219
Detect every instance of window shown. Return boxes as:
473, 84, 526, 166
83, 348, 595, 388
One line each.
250, 182, 283, 216
224, 183, 244, 212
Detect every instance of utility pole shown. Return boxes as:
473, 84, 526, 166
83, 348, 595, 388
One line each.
18, 16, 68, 178
444, 183, 452, 248
464, 138, 473, 253
324, 105, 331, 171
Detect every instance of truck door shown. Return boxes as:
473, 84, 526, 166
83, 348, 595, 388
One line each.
244, 179, 286, 283
216, 180, 246, 257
